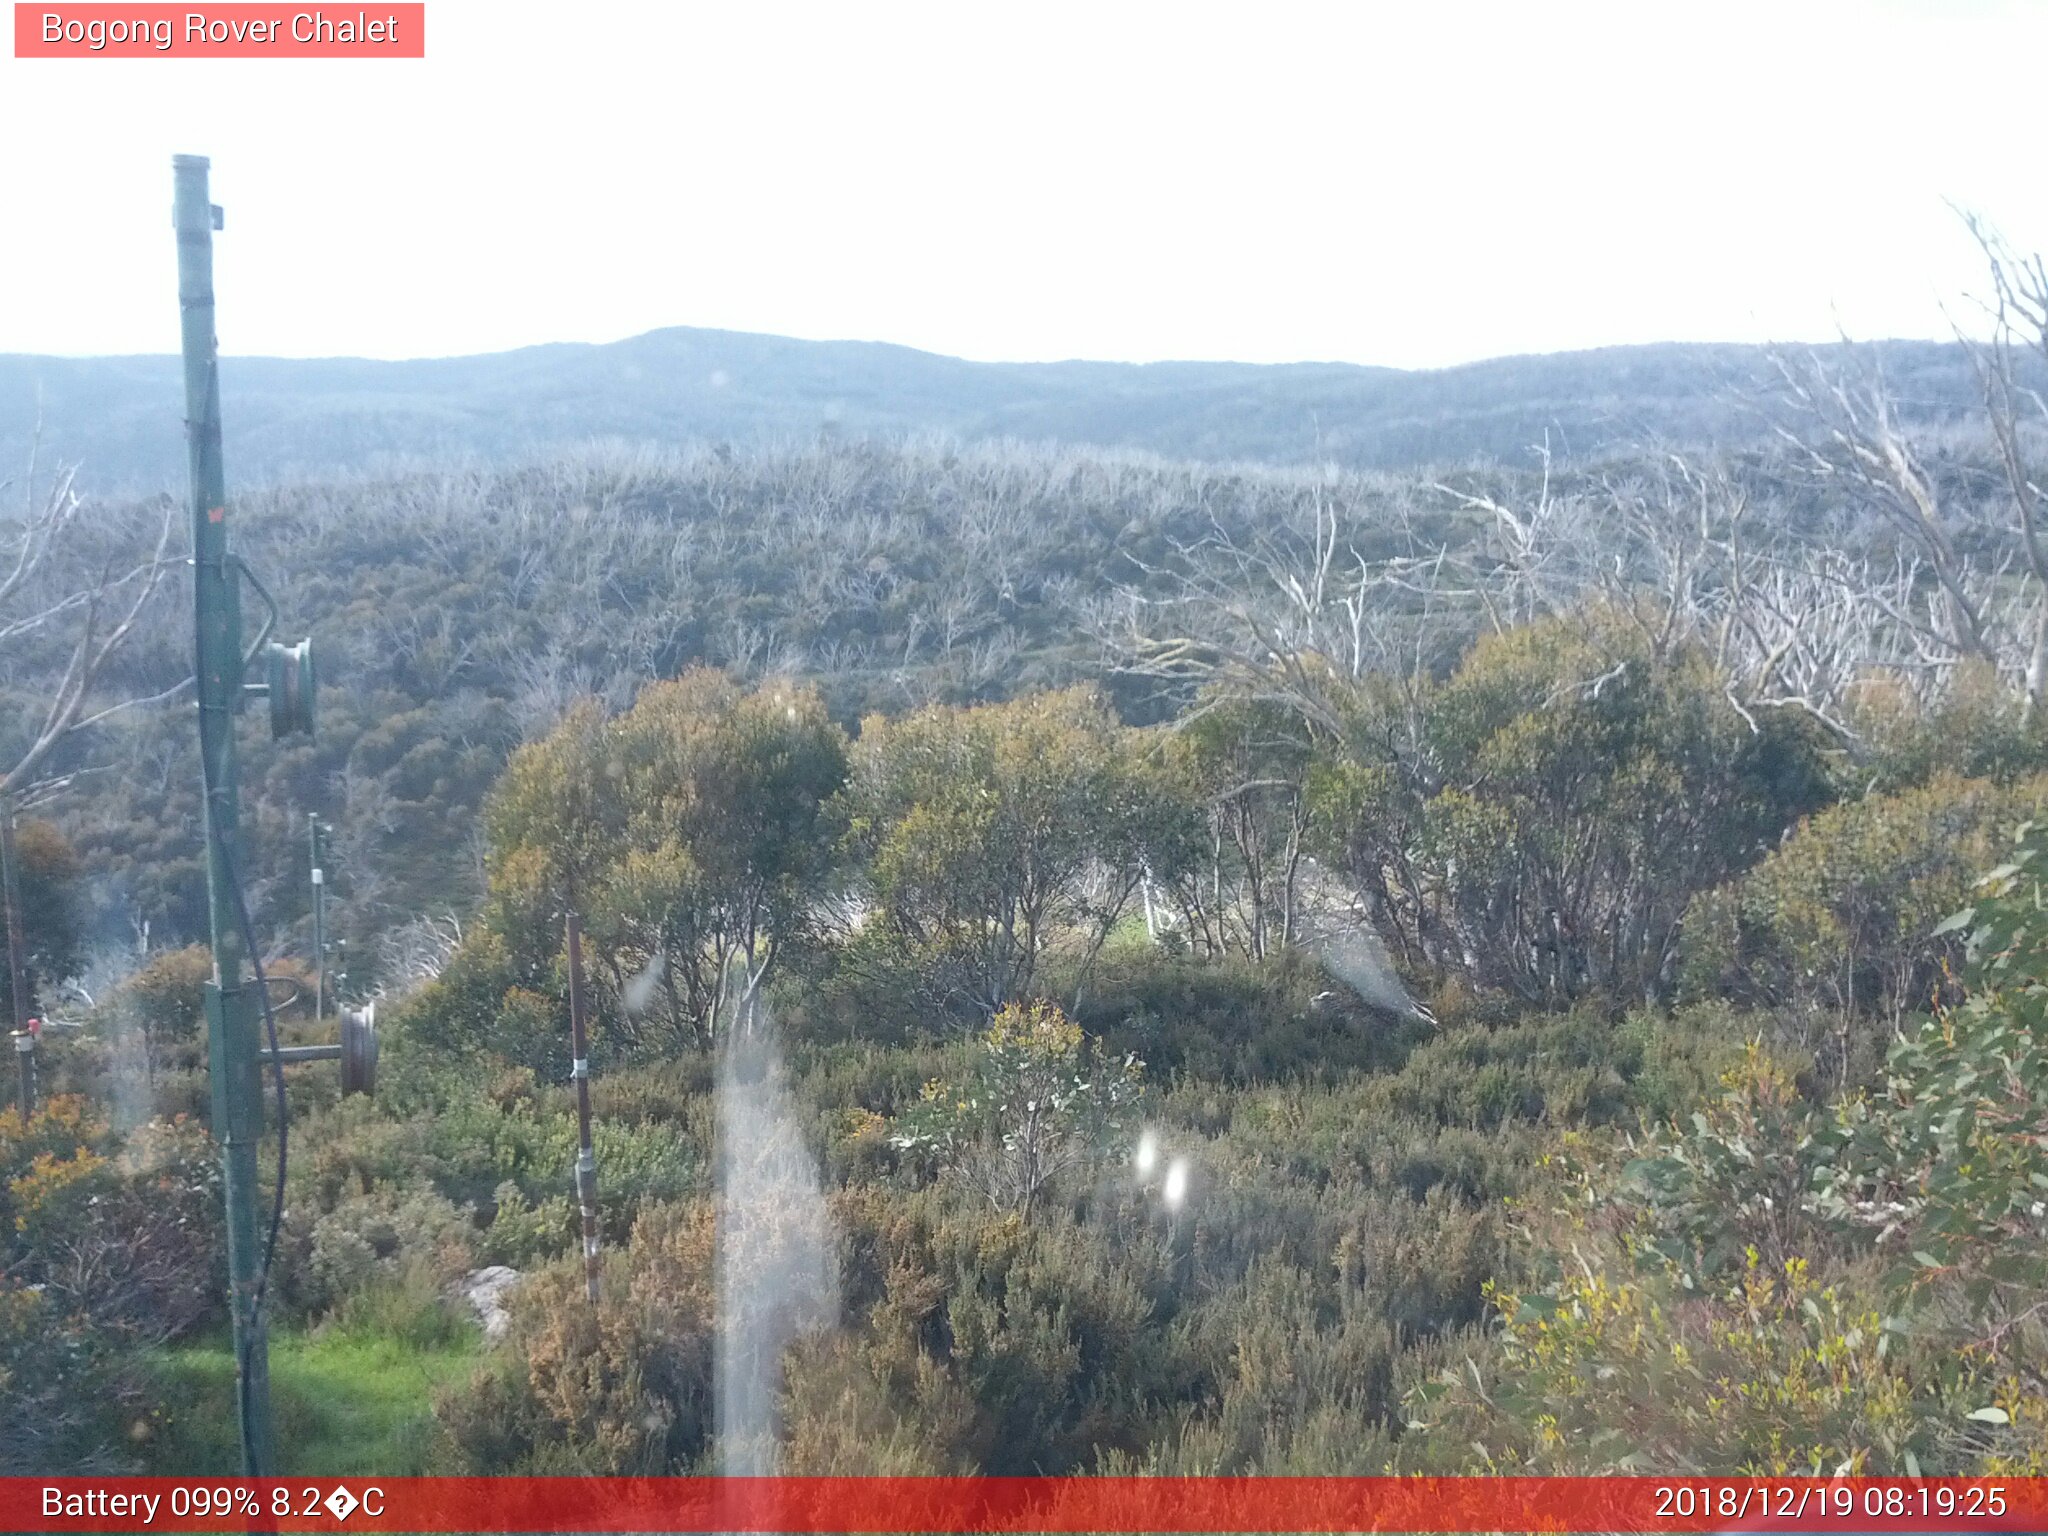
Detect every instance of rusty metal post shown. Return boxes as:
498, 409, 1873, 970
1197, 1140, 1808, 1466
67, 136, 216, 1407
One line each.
566, 911, 601, 1302
0, 806, 30, 1035
310, 816, 326, 1023
2, 808, 35, 1122
10, 1033, 31, 1121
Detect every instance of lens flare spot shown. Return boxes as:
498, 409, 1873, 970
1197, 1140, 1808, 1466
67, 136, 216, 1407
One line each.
1135, 1130, 1158, 1176
1163, 1157, 1189, 1209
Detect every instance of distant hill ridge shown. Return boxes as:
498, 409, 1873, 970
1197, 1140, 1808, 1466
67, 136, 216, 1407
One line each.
0, 326, 1992, 493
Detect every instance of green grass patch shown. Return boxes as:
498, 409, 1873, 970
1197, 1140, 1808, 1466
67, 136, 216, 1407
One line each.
140, 1317, 482, 1477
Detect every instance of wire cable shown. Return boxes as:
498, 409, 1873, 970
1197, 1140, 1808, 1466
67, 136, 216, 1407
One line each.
226, 830, 290, 1316
199, 728, 290, 1471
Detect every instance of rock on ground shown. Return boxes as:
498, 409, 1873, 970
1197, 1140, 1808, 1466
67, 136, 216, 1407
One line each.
456, 1265, 522, 1342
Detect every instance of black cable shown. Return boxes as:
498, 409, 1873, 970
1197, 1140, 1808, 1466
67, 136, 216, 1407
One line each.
199, 744, 290, 1471
224, 831, 290, 1318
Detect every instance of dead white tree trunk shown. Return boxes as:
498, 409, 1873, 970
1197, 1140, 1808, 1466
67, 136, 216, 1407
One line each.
0, 450, 180, 804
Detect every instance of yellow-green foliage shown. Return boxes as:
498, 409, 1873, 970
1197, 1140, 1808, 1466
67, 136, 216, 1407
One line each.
893, 1000, 1142, 1218
1405, 1123, 1964, 1475
1414, 812, 2048, 1480
57, 610, 2048, 1483
1816, 821, 2048, 1466
1315, 606, 1830, 1002
1847, 661, 2048, 794
101, 943, 212, 1078
1153, 693, 1313, 961
411, 668, 848, 1064
841, 685, 1185, 1012
1682, 773, 2048, 1081
0, 1097, 218, 1342
12, 1144, 116, 1239
0, 1092, 115, 1177
1624, 1043, 1840, 1279
1425, 1254, 1943, 1475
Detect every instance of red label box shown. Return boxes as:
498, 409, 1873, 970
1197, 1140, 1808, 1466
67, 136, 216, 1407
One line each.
14, 3, 425, 57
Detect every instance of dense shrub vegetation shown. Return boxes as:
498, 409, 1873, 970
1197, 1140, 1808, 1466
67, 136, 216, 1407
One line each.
18, 590, 2048, 1474
13, 315, 2048, 1474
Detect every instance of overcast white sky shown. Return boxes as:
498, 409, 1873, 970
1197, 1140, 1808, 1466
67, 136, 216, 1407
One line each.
2, 0, 2042, 369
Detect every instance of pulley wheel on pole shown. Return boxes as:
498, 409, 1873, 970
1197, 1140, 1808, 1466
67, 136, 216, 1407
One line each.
267, 639, 316, 738
340, 1002, 378, 1097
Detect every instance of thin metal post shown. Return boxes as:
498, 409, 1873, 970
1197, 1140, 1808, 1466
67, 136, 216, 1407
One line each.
176, 152, 274, 1479
3, 809, 39, 1120
310, 817, 325, 1022
566, 912, 601, 1303
11, 1033, 32, 1120
0, 807, 30, 1035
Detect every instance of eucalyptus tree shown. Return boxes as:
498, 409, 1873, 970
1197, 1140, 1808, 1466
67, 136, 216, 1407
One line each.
838, 685, 1193, 1015
418, 668, 848, 1062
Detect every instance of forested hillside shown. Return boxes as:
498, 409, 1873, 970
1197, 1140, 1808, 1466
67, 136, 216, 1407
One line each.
5, 398, 2020, 971
0, 329, 1998, 494
10, 305, 2048, 1479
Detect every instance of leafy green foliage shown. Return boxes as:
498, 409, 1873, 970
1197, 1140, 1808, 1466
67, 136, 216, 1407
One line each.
841, 687, 1184, 1013
1846, 661, 2048, 795
1821, 820, 2048, 1445
1, 1098, 221, 1344
284, 1185, 475, 1322
1152, 695, 1314, 960
19, 506, 2048, 1483
6, 818, 83, 1008
98, 943, 211, 1083
1413, 1252, 1951, 1475
1682, 772, 2048, 1082
892, 1000, 1142, 1217
1315, 607, 1831, 1002
1417, 818, 2048, 1478
1624, 1043, 1840, 1281
1072, 945, 1422, 1086
411, 669, 847, 1062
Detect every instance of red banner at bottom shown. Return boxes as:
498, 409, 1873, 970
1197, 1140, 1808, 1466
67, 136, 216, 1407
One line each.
5, 1476, 2045, 1534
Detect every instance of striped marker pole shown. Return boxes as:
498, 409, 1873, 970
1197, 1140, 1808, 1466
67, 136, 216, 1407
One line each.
565, 910, 601, 1303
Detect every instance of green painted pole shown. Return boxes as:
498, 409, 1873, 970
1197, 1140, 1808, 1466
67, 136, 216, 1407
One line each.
175, 153, 275, 1479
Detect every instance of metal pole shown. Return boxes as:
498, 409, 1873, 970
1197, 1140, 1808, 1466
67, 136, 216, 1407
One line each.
2, 808, 38, 1120
11, 1033, 32, 1121
566, 912, 601, 1303
310, 817, 325, 1022
175, 153, 274, 1478
0, 807, 30, 1036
